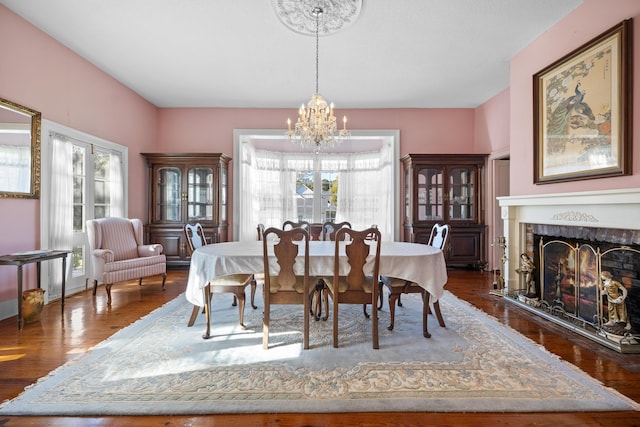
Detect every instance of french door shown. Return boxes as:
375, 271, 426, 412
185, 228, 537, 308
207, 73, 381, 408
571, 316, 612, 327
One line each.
67, 143, 124, 295
40, 120, 127, 301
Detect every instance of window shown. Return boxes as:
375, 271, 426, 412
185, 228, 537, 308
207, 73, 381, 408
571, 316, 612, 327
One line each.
233, 130, 399, 242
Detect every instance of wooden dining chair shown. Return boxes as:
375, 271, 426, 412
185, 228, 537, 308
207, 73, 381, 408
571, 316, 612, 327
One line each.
262, 226, 315, 349
323, 226, 381, 349
321, 221, 352, 241
380, 223, 449, 337
310, 221, 352, 321
282, 220, 310, 235
184, 223, 256, 329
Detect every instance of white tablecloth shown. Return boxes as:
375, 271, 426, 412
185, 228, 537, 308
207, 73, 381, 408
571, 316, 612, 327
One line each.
185, 240, 448, 307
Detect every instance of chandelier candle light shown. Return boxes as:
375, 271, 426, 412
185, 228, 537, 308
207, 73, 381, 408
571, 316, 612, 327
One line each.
286, 6, 350, 153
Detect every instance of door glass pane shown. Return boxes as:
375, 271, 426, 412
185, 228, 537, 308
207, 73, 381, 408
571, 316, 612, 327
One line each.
188, 167, 213, 221
156, 167, 181, 221
93, 151, 110, 217
72, 145, 86, 279
72, 146, 85, 232
417, 167, 443, 221
449, 168, 475, 220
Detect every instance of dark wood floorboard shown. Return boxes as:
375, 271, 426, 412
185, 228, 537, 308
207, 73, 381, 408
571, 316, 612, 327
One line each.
1, 269, 640, 426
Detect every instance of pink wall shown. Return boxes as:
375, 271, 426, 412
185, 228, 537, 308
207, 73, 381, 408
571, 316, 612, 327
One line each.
0, 6, 158, 300
156, 107, 477, 157
475, 88, 510, 154
509, 0, 640, 195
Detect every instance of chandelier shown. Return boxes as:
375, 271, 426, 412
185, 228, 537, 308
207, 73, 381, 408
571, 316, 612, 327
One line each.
285, 6, 350, 153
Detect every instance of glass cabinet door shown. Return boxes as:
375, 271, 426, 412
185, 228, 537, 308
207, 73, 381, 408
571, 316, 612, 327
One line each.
155, 167, 182, 222
417, 167, 443, 221
220, 166, 227, 222
404, 168, 410, 222
187, 167, 213, 221
449, 167, 475, 221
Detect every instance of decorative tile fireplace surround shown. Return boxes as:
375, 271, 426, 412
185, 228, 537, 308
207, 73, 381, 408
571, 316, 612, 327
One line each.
498, 189, 640, 353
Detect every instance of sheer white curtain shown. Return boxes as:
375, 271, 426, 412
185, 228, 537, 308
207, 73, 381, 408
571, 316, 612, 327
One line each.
48, 134, 74, 298
109, 151, 124, 218
335, 142, 393, 241
237, 140, 394, 242
237, 143, 297, 241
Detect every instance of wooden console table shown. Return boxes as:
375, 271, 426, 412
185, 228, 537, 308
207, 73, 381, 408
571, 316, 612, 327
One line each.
0, 250, 70, 330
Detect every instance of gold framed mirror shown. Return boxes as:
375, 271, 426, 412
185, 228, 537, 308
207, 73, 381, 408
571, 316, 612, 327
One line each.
0, 97, 41, 199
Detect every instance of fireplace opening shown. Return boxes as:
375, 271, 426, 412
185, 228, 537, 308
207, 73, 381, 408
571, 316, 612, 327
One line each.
514, 224, 640, 352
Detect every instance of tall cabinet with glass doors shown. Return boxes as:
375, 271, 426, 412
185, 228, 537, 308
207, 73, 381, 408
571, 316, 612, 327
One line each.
402, 154, 487, 269
142, 153, 230, 267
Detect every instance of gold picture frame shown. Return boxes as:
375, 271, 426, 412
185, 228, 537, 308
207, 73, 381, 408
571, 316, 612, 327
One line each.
533, 19, 632, 184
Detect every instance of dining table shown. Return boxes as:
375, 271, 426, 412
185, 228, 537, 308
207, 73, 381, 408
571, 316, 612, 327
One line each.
185, 240, 448, 339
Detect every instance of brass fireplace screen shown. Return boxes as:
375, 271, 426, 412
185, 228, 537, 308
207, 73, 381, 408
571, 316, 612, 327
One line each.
535, 237, 640, 335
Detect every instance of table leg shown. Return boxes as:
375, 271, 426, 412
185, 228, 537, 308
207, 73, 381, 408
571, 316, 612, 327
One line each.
61, 256, 67, 313
17, 265, 23, 331
36, 261, 42, 289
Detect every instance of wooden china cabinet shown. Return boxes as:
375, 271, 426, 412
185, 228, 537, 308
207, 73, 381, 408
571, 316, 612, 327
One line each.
401, 154, 487, 269
142, 153, 230, 267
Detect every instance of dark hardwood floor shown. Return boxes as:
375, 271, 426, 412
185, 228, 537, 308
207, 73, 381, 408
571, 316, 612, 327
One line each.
1, 269, 640, 426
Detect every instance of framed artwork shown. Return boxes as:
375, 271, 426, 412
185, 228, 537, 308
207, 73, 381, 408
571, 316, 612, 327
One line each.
533, 19, 632, 184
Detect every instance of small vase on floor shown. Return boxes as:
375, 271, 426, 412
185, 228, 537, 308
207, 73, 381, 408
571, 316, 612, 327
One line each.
22, 288, 45, 323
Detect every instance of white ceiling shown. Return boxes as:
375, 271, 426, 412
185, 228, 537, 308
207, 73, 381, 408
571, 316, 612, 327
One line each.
1, 0, 583, 109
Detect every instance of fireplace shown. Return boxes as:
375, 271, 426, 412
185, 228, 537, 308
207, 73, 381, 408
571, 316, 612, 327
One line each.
498, 189, 640, 353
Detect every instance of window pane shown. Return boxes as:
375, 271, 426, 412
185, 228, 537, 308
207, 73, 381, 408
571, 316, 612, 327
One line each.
94, 180, 107, 204
73, 205, 83, 232
71, 245, 84, 278
72, 146, 84, 175
73, 176, 83, 204
94, 152, 109, 179
95, 206, 107, 219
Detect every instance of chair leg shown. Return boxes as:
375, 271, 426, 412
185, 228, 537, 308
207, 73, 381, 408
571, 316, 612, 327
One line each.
332, 292, 339, 348
263, 291, 270, 350
321, 287, 329, 322
309, 281, 322, 321
377, 280, 384, 310
187, 305, 199, 327
138, 278, 143, 286
397, 293, 403, 307
231, 295, 238, 307
362, 304, 370, 319
432, 299, 446, 327
387, 292, 399, 331
92, 280, 98, 296
250, 280, 257, 309
161, 273, 167, 290
422, 291, 431, 338
235, 288, 247, 329
202, 285, 212, 339
105, 283, 113, 305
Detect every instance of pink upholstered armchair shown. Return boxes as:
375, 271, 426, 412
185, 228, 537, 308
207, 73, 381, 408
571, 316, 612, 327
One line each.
86, 217, 167, 305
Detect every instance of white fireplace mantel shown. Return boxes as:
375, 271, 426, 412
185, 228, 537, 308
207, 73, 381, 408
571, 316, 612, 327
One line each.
497, 188, 640, 293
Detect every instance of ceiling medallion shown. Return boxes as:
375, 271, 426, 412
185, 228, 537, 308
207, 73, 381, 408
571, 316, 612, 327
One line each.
272, 0, 363, 36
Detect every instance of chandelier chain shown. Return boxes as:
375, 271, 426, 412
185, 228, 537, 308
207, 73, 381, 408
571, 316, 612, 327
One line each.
285, 4, 350, 152
314, 7, 320, 94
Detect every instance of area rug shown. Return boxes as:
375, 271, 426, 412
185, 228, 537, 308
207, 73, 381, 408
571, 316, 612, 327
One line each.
1, 290, 638, 416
